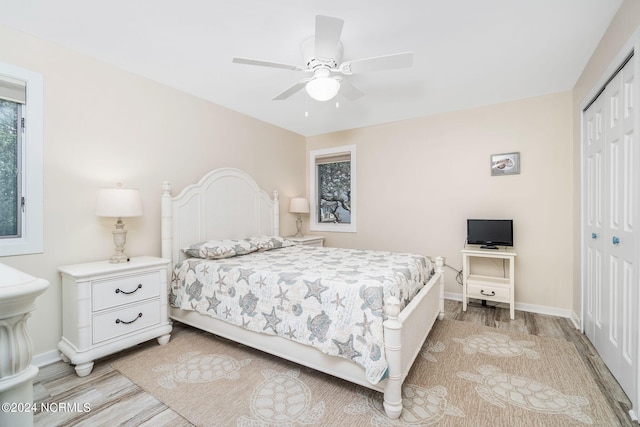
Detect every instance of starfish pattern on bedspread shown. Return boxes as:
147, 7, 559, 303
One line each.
275, 285, 290, 307
333, 335, 362, 360
214, 272, 226, 290
236, 268, 254, 285
356, 312, 373, 337
304, 278, 328, 303
170, 245, 432, 384
206, 293, 221, 313
262, 306, 282, 333
331, 292, 345, 309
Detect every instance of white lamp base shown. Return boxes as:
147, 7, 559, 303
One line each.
294, 215, 304, 237
110, 219, 130, 263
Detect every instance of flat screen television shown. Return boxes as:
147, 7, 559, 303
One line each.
467, 219, 513, 249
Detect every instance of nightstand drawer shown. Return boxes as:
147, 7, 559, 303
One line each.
92, 299, 160, 344
92, 271, 161, 311
466, 283, 510, 301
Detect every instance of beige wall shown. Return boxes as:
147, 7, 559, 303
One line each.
0, 25, 306, 356
308, 92, 574, 314
571, 0, 640, 317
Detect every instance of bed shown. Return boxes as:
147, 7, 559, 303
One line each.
161, 167, 445, 419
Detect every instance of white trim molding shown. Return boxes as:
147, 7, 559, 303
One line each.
0, 61, 43, 256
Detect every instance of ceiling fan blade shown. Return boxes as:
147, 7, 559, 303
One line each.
233, 57, 305, 71
338, 79, 364, 101
273, 79, 310, 100
340, 52, 413, 75
314, 15, 344, 60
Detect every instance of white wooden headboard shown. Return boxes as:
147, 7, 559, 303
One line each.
161, 168, 280, 263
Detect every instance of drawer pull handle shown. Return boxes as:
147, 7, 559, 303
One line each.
116, 284, 142, 295
480, 290, 496, 296
115, 313, 143, 325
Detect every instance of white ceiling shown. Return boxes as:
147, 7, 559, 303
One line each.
0, 0, 623, 136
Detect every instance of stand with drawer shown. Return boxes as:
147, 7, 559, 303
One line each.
57, 256, 172, 377
461, 247, 517, 320
287, 235, 324, 247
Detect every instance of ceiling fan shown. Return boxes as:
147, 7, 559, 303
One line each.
232, 15, 413, 102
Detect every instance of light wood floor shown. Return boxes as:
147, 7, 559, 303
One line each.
31, 300, 635, 426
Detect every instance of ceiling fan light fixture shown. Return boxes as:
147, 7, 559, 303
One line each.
305, 77, 340, 101
233, 15, 412, 103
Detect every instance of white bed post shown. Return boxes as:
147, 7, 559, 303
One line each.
435, 256, 445, 319
161, 181, 173, 263
272, 190, 280, 237
382, 297, 403, 419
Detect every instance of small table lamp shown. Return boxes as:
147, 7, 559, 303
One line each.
289, 197, 309, 237
96, 186, 143, 263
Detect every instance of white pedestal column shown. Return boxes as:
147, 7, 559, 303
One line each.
0, 264, 49, 427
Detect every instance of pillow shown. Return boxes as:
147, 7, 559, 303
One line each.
182, 239, 258, 259
245, 235, 295, 251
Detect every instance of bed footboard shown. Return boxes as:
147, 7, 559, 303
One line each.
382, 256, 445, 419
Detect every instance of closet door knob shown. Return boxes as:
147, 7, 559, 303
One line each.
612, 236, 620, 245
591, 233, 598, 239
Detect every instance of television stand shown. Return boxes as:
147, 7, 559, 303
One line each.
461, 246, 517, 319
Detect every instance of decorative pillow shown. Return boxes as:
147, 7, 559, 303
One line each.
245, 235, 295, 251
182, 239, 258, 259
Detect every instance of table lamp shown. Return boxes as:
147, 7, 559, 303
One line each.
289, 197, 309, 237
96, 186, 143, 263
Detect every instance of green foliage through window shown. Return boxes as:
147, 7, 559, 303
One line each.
0, 99, 20, 238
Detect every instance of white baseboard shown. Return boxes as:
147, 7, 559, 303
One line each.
568, 311, 581, 330
445, 292, 579, 327
444, 292, 464, 303
32, 349, 62, 368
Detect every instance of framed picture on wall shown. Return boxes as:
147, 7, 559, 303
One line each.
491, 152, 520, 176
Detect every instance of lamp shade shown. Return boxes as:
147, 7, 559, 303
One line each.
305, 77, 340, 101
96, 188, 143, 218
289, 197, 309, 214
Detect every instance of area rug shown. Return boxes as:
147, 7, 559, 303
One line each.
112, 320, 618, 426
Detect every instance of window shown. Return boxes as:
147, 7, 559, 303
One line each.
0, 62, 43, 256
309, 144, 356, 233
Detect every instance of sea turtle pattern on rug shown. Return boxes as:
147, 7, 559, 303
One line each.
152, 351, 251, 389
237, 369, 325, 426
344, 384, 465, 426
457, 365, 593, 424
419, 339, 445, 362
452, 332, 540, 359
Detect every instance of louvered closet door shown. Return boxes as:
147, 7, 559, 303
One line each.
583, 57, 638, 410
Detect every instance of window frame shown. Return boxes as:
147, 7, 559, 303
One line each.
309, 144, 357, 233
0, 62, 43, 256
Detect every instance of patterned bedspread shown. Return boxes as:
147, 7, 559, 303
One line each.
169, 245, 432, 384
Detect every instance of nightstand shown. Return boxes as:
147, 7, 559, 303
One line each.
461, 247, 517, 320
287, 235, 325, 247
57, 256, 172, 377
